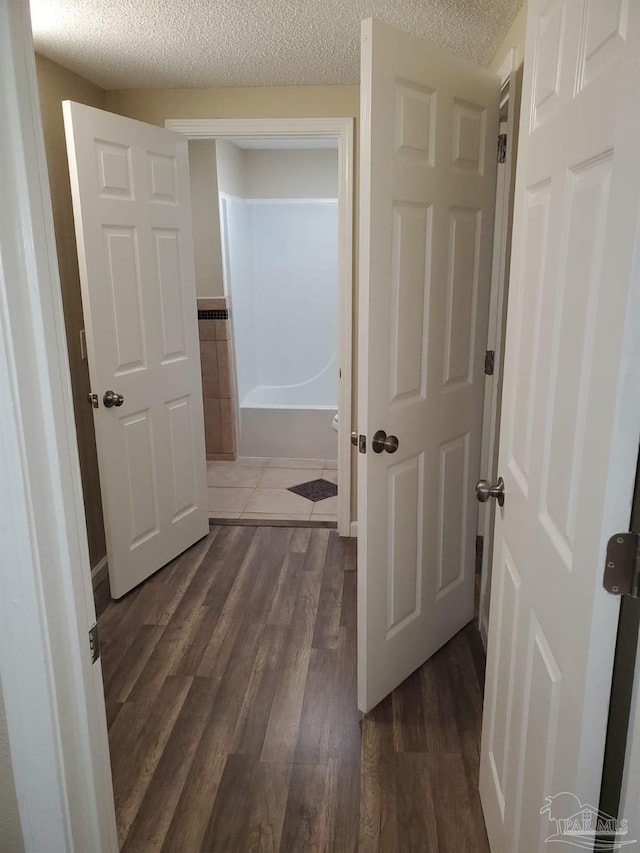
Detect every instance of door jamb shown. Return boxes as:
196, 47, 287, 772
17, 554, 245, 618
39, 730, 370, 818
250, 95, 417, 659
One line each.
478, 50, 521, 647
0, 1, 117, 848
166, 118, 354, 538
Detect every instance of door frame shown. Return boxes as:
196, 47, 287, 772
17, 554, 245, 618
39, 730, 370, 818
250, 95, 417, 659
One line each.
166, 118, 354, 537
0, 1, 117, 849
477, 49, 521, 647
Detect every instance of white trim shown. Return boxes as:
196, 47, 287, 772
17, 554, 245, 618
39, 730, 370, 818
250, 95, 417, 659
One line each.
166, 117, 351, 139
497, 48, 517, 86
350, 521, 358, 538
91, 556, 109, 589
218, 193, 338, 204
167, 117, 354, 537
477, 63, 521, 652
0, 2, 117, 850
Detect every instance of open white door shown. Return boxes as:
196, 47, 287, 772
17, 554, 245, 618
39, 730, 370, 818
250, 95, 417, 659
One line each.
480, 1, 640, 850
64, 103, 209, 598
358, 18, 499, 712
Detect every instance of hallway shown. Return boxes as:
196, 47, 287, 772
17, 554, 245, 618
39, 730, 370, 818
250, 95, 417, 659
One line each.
98, 525, 490, 851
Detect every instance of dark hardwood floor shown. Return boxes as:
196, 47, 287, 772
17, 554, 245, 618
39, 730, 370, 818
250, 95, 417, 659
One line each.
98, 525, 490, 852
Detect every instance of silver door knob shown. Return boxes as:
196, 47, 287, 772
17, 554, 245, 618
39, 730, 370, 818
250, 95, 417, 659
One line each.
103, 390, 124, 408
372, 429, 399, 454
476, 477, 505, 507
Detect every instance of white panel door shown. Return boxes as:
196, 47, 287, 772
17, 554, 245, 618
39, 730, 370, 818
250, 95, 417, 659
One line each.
480, 2, 640, 850
64, 102, 209, 598
358, 18, 499, 712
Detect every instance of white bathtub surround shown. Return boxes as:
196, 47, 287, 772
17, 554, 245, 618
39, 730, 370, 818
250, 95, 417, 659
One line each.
220, 194, 339, 459
239, 406, 337, 459
207, 456, 338, 522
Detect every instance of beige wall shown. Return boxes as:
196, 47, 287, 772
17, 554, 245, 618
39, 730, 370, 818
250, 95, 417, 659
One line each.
0, 680, 23, 853
105, 85, 359, 126
188, 140, 225, 297
243, 148, 338, 199
36, 54, 107, 568
489, 2, 528, 73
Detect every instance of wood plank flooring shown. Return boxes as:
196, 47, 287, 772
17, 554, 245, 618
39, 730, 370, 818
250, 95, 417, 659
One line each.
98, 525, 490, 852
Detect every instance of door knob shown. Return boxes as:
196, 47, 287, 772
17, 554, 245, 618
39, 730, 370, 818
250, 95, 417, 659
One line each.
103, 390, 124, 408
372, 429, 399, 454
476, 477, 505, 507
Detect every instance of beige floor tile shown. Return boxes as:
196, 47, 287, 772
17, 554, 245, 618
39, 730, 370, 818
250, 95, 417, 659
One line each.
207, 464, 263, 488
311, 495, 338, 516
208, 487, 254, 513
244, 488, 312, 515
257, 468, 322, 489
268, 458, 324, 469
321, 469, 338, 485
324, 459, 338, 469
239, 512, 311, 521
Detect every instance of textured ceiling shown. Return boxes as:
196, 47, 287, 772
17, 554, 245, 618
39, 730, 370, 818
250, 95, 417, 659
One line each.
30, 0, 524, 91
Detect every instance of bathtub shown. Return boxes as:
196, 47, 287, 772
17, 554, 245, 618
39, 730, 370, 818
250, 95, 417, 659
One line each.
237, 356, 338, 459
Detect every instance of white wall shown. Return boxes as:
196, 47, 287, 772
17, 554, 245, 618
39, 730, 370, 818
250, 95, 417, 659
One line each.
0, 679, 23, 853
188, 139, 225, 297
216, 143, 338, 199
215, 139, 245, 197
243, 148, 338, 198
219, 194, 256, 400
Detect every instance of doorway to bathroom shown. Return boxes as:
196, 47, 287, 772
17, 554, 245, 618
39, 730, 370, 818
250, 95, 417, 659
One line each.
172, 118, 354, 535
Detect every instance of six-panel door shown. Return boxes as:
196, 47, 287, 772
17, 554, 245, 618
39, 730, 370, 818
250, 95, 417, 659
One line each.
480, 2, 640, 849
64, 102, 209, 598
358, 19, 499, 712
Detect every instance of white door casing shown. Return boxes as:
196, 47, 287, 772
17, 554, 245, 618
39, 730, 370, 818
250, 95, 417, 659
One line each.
165, 117, 354, 538
358, 18, 499, 712
480, 1, 640, 850
1, 3, 117, 848
478, 58, 522, 648
64, 103, 209, 598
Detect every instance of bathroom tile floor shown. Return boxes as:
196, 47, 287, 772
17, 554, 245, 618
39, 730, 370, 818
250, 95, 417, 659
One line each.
207, 456, 338, 523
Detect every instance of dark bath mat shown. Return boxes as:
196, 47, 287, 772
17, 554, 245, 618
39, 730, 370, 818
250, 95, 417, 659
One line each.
288, 478, 338, 502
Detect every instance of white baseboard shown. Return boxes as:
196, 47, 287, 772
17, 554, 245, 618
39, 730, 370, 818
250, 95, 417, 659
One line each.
350, 521, 358, 538
91, 556, 108, 589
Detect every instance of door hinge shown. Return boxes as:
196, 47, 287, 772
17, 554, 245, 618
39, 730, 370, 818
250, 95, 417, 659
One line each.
484, 350, 495, 376
604, 533, 640, 598
87, 393, 99, 408
497, 133, 507, 164
89, 623, 100, 664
